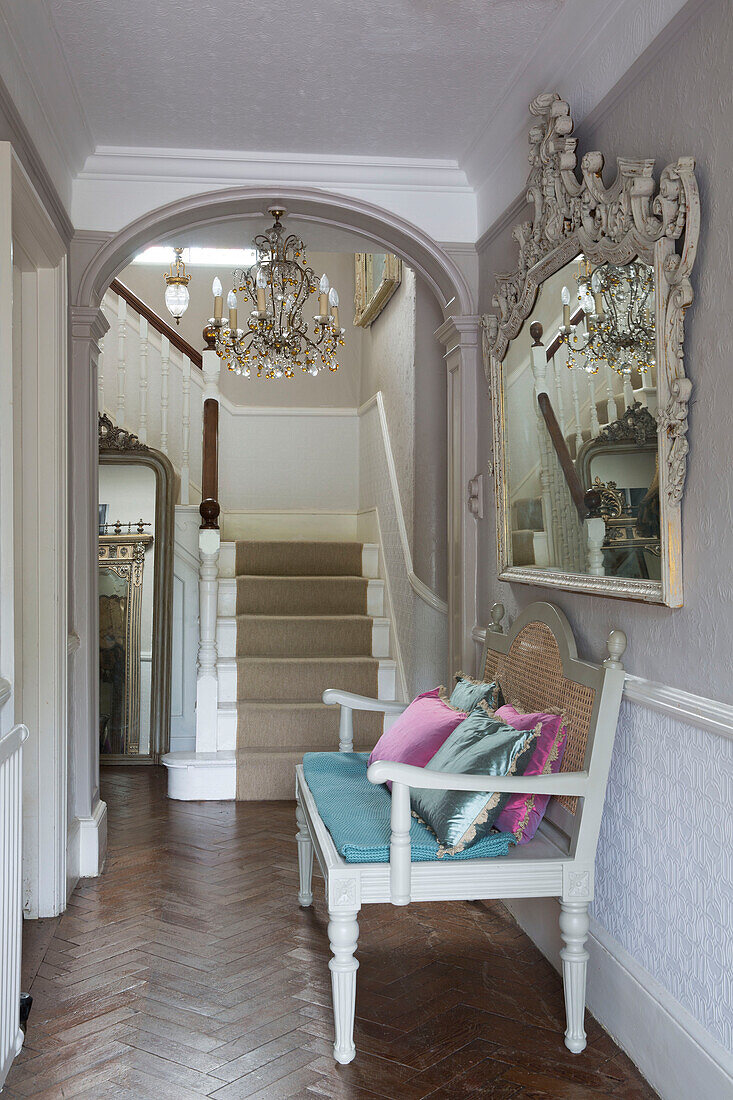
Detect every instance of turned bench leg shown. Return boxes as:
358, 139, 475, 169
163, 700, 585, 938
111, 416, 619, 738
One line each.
328, 910, 359, 1064
295, 801, 313, 907
560, 900, 590, 1053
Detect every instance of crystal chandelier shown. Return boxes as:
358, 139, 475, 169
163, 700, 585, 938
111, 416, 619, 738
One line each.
559, 257, 655, 376
208, 208, 344, 380
163, 247, 191, 325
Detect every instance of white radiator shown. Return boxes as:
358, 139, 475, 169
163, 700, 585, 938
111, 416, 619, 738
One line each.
0, 724, 28, 1092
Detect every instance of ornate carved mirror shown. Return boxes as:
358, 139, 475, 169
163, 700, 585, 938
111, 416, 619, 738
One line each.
482, 94, 698, 606
98, 415, 175, 762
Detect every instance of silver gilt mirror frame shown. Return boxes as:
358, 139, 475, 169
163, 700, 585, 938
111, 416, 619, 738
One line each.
481, 93, 699, 606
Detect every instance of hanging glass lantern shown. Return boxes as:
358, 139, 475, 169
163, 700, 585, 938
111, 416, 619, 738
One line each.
164, 247, 191, 325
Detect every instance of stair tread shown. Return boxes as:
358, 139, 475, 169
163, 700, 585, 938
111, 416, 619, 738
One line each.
236, 613, 373, 621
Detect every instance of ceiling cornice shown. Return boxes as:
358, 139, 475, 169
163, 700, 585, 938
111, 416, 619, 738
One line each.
77, 145, 472, 192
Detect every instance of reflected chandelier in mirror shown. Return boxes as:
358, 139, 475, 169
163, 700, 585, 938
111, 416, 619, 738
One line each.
481, 93, 699, 607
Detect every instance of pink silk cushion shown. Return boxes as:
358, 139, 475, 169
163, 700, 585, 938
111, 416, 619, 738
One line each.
367, 688, 467, 787
493, 704, 568, 843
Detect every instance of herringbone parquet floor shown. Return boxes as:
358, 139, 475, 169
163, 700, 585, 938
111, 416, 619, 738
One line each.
6, 767, 658, 1099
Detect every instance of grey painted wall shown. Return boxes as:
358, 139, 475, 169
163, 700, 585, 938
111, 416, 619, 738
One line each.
360, 267, 448, 602
477, 0, 733, 703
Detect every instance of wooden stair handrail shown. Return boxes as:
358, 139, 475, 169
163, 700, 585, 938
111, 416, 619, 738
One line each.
110, 279, 203, 369
537, 391, 600, 520
545, 306, 585, 362
199, 393, 220, 530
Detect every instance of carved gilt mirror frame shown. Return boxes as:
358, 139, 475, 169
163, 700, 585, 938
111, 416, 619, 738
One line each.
481, 93, 699, 606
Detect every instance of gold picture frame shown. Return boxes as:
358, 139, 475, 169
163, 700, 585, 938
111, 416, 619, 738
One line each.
353, 252, 402, 327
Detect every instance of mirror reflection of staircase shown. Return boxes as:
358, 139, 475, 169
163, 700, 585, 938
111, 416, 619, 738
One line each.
511, 364, 656, 567
224, 540, 394, 798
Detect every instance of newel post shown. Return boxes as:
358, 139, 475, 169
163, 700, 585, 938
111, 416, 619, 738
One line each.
195, 326, 221, 753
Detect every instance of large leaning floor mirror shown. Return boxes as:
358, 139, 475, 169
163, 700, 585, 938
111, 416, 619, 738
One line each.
483, 93, 698, 607
98, 414, 175, 763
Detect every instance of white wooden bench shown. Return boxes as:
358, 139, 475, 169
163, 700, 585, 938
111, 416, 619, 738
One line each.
294, 601, 626, 1064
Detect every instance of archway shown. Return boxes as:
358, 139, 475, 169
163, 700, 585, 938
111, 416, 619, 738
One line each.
69, 184, 481, 868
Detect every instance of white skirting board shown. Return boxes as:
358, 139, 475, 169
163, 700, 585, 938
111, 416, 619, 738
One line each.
66, 800, 108, 882
504, 896, 733, 1100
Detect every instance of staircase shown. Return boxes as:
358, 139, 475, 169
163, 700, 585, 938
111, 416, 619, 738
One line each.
217, 540, 395, 799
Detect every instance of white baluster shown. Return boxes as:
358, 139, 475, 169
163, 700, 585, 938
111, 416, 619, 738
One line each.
97, 339, 105, 414
160, 334, 170, 455
138, 316, 149, 443
570, 366, 583, 455
605, 364, 618, 424
551, 353, 567, 436
116, 296, 127, 426
195, 531, 220, 753
180, 355, 191, 505
587, 372, 601, 437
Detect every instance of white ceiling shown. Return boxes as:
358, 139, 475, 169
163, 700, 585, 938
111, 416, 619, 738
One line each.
46, 0, 562, 161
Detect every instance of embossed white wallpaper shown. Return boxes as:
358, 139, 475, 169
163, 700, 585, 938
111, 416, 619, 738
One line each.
595, 700, 732, 1054
477, 0, 732, 1059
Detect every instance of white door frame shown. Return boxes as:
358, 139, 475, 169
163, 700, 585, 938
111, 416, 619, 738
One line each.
438, 315, 481, 676
0, 144, 69, 917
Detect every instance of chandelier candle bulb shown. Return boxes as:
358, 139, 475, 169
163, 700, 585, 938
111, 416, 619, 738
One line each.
561, 285, 571, 328
319, 273, 330, 317
329, 286, 339, 328
227, 290, 237, 331
256, 268, 267, 312
212, 277, 223, 321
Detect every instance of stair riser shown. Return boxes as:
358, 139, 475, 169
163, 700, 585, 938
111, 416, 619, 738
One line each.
236, 540, 363, 577
237, 706, 382, 751
238, 659, 378, 703
217, 578, 384, 617
217, 659, 396, 703
237, 576, 368, 616
218, 541, 379, 580
216, 701, 399, 750
216, 616, 390, 659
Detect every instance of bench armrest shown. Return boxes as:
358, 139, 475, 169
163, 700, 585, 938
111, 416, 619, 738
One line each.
367, 760, 590, 797
322, 689, 407, 754
367, 761, 590, 909
322, 689, 407, 715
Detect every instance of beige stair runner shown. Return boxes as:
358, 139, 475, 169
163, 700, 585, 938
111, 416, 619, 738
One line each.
236, 541, 383, 799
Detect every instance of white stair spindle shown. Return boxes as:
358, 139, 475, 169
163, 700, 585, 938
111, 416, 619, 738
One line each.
587, 372, 601, 437
570, 366, 583, 454
138, 316, 149, 443
551, 353, 567, 436
180, 355, 191, 505
116, 296, 127, 426
160, 334, 170, 455
97, 339, 105, 414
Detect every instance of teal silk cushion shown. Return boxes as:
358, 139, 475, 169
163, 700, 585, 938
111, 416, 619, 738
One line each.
448, 672, 502, 714
411, 702, 540, 856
